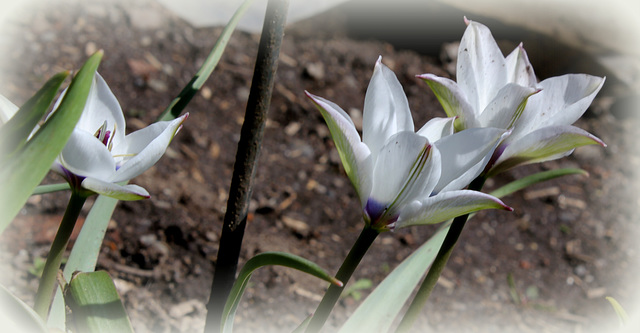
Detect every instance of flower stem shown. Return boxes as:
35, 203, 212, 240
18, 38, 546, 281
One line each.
305, 225, 380, 333
395, 176, 486, 333
204, 1, 289, 332
33, 191, 87, 320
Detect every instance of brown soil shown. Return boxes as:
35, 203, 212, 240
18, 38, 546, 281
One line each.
1, 1, 638, 332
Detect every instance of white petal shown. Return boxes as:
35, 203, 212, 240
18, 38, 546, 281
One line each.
416, 117, 455, 142
76, 73, 127, 145
0, 94, 19, 125
363, 57, 414, 161
58, 129, 116, 180
491, 125, 605, 176
505, 44, 537, 87
477, 83, 538, 129
418, 74, 478, 130
307, 92, 373, 204
511, 74, 605, 141
394, 190, 511, 229
369, 131, 430, 204
457, 20, 508, 113
81, 177, 150, 200
432, 127, 507, 193
110, 114, 187, 183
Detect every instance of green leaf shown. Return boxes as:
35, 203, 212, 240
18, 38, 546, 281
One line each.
605, 296, 629, 326
49, 195, 119, 329
64, 271, 134, 333
33, 183, 71, 195
341, 278, 373, 301
0, 284, 49, 333
489, 168, 588, 199
0, 51, 102, 234
158, 0, 255, 121
221, 251, 342, 333
0, 71, 69, 160
338, 225, 449, 333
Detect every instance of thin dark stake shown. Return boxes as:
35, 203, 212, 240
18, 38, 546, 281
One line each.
204, 1, 289, 332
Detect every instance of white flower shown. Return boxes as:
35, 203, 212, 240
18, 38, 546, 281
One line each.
0, 94, 19, 126
52, 73, 187, 200
306, 57, 510, 231
419, 18, 605, 176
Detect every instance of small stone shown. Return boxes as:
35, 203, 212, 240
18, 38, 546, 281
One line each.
304, 62, 325, 81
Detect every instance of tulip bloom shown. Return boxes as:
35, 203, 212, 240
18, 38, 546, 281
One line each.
419, 18, 605, 177
307, 57, 511, 231
52, 73, 187, 200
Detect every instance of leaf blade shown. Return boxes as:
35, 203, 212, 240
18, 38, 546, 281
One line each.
221, 251, 341, 333
0, 51, 103, 233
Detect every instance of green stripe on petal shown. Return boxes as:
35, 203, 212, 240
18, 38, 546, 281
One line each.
306, 91, 372, 205
81, 178, 150, 200
418, 74, 477, 131
490, 125, 605, 177
394, 189, 511, 230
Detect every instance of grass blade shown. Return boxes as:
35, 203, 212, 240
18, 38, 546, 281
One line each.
221, 251, 341, 333
158, 0, 255, 121
490, 168, 588, 199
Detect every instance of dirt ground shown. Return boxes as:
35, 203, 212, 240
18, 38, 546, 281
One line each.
1, 1, 639, 332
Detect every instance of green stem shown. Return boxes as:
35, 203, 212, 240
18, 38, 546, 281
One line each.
395, 176, 486, 333
305, 225, 380, 333
33, 191, 87, 320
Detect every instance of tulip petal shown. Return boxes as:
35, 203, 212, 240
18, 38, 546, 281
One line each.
76, 73, 126, 145
418, 74, 477, 130
491, 125, 605, 176
477, 83, 538, 129
0, 94, 19, 125
110, 114, 187, 183
57, 130, 116, 180
457, 20, 507, 113
416, 116, 455, 142
393, 190, 511, 229
363, 57, 414, 160
370, 131, 431, 204
81, 177, 150, 200
511, 74, 605, 141
306, 92, 373, 204
505, 44, 537, 87
432, 127, 507, 193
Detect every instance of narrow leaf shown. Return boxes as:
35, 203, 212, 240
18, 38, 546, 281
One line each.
338, 225, 449, 333
49, 195, 120, 328
605, 296, 629, 326
64, 271, 134, 333
490, 168, 588, 199
33, 183, 71, 195
0, 284, 49, 333
221, 251, 342, 333
158, 0, 255, 121
0, 51, 102, 233
0, 71, 69, 160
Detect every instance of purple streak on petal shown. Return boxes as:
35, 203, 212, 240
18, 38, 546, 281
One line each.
58, 164, 86, 191
365, 198, 386, 224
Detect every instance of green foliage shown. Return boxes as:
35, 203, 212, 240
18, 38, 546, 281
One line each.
221, 251, 341, 333
341, 278, 373, 301
64, 271, 134, 333
0, 51, 102, 233
338, 225, 449, 333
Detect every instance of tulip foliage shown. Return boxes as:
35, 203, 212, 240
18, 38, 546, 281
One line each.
0, 2, 608, 332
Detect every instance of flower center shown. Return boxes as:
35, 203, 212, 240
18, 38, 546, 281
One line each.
94, 120, 116, 151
